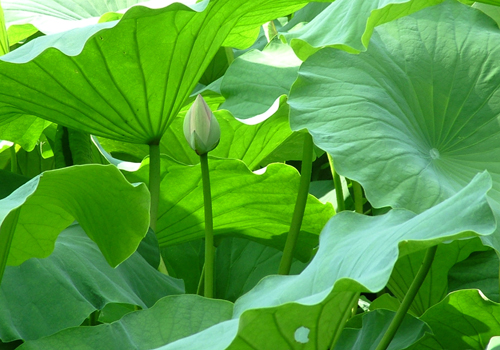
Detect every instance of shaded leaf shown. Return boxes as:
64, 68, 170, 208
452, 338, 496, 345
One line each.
0, 224, 183, 342
387, 238, 488, 316
19, 295, 231, 350
448, 249, 499, 302
334, 309, 430, 350
408, 290, 500, 350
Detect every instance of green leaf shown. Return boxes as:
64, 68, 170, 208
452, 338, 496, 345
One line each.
0, 224, 183, 342
408, 290, 500, 350
369, 294, 402, 314
448, 249, 499, 302
6, 23, 37, 45
216, 237, 307, 302
0, 164, 149, 268
288, 1, 500, 248
18, 295, 232, 349
334, 309, 430, 350
162, 240, 205, 294
0, 116, 50, 152
220, 40, 302, 120
387, 238, 488, 316
154, 158, 334, 262
0, 0, 322, 145
282, 0, 443, 60
157, 172, 495, 349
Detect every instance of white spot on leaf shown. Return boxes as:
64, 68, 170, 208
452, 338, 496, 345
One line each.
294, 326, 310, 344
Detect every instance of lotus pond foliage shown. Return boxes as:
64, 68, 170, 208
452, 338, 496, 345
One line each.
0, 0, 500, 349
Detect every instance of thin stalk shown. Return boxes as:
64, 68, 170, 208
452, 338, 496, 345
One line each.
278, 133, 314, 275
224, 46, 234, 65
352, 180, 363, 214
149, 143, 160, 233
327, 153, 345, 212
0, 208, 21, 287
375, 245, 438, 350
200, 153, 215, 298
9, 144, 16, 173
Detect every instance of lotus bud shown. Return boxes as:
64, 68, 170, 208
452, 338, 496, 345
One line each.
183, 95, 221, 155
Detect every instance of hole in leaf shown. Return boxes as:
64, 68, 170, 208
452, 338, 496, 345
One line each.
294, 326, 310, 343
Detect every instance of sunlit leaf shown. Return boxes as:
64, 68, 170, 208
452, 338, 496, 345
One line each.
0, 0, 324, 145
0, 164, 149, 268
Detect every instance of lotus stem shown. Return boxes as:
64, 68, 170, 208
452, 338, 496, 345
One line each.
352, 180, 363, 214
327, 153, 345, 212
0, 208, 21, 287
375, 245, 438, 350
200, 153, 215, 298
149, 143, 160, 233
278, 132, 314, 275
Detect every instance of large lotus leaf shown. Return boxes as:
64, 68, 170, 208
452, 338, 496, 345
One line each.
448, 249, 499, 302
0, 224, 183, 342
387, 238, 488, 316
17, 295, 232, 349
155, 158, 334, 262
334, 309, 430, 350
0, 0, 321, 145
282, 0, 443, 60
407, 290, 500, 350
157, 172, 495, 350
161, 103, 300, 170
288, 3, 500, 245
220, 40, 302, 120
0, 164, 149, 268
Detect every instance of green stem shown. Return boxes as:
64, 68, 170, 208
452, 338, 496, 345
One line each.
0, 208, 21, 287
375, 245, 438, 350
352, 180, 363, 214
9, 144, 17, 173
149, 143, 160, 233
200, 153, 215, 298
278, 133, 314, 275
327, 153, 345, 212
